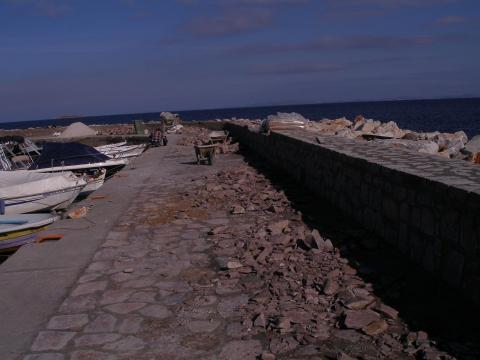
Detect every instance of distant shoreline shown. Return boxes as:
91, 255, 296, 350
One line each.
0, 97, 479, 137
55, 115, 84, 120
2, 96, 479, 126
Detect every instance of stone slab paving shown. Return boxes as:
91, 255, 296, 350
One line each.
21, 150, 266, 360
288, 129, 480, 193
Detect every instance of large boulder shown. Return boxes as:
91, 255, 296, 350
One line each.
352, 115, 366, 130
402, 131, 421, 141
433, 131, 468, 158
373, 121, 405, 138
421, 131, 441, 141
309, 117, 352, 134
356, 119, 381, 134
331, 117, 353, 129
465, 135, 480, 154
262, 112, 309, 132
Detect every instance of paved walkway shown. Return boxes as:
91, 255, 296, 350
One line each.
293, 129, 480, 193
19, 143, 259, 360
6, 135, 457, 360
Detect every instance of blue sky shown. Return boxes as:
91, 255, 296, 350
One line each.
0, 0, 479, 122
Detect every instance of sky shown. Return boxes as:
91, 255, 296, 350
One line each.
0, 0, 479, 122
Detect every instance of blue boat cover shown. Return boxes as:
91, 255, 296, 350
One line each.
30, 142, 110, 169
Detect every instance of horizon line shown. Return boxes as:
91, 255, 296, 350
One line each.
1, 95, 479, 125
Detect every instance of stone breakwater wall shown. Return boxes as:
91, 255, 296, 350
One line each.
226, 123, 480, 304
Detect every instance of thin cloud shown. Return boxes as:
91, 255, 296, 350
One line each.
234, 0, 310, 5
0, 0, 72, 17
326, 0, 461, 8
321, 0, 463, 20
249, 63, 344, 75
177, 0, 310, 6
182, 9, 272, 37
229, 35, 434, 54
436, 15, 468, 25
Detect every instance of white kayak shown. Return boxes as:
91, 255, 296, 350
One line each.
0, 170, 87, 214
0, 213, 59, 234
0, 213, 59, 251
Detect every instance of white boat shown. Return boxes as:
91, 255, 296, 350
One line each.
81, 168, 106, 195
29, 142, 128, 177
0, 214, 59, 233
0, 213, 59, 251
95, 143, 146, 159
95, 141, 127, 152
0, 171, 86, 214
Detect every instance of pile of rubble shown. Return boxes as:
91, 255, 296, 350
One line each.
93, 124, 134, 136
177, 126, 211, 146
176, 127, 240, 153
184, 165, 453, 359
255, 113, 480, 163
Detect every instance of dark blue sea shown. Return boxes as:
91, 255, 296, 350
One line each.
1, 98, 480, 137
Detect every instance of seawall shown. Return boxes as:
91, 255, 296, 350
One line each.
226, 123, 480, 304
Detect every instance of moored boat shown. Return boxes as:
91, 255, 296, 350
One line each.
29, 142, 128, 175
95, 143, 147, 159
0, 171, 87, 214
0, 214, 58, 252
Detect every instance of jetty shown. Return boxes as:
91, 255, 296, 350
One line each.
0, 127, 479, 360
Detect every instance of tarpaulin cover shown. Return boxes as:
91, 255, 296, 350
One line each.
30, 142, 110, 169
0, 170, 85, 199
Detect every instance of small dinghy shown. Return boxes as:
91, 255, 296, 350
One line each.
94, 141, 127, 152
0, 170, 87, 214
96, 143, 147, 159
0, 213, 58, 251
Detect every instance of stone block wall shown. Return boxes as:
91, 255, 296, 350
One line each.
226, 123, 480, 304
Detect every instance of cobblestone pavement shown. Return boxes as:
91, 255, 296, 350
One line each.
21, 141, 456, 360
22, 150, 267, 360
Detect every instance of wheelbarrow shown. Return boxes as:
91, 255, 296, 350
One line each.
194, 144, 217, 165
209, 130, 229, 154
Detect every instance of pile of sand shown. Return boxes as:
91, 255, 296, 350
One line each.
59, 122, 97, 138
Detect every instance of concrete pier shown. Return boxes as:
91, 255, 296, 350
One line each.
0, 132, 477, 360
0, 135, 224, 359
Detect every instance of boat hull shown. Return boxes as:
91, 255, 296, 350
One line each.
80, 169, 106, 196
0, 226, 48, 252
30, 159, 128, 172
97, 144, 146, 159
4, 185, 84, 214
0, 214, 58, 233
0, 214, 58, 252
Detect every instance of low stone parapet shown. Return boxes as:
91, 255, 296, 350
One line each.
226, 123, 480, 304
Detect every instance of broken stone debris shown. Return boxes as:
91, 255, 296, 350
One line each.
192, 163, 453, 359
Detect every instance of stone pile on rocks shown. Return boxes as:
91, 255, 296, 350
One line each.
252, 113, 478, 163
160, 111, 182, 129
262, 113, 309, 132
160, 112, 180, 121
185, 165, 453, 359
